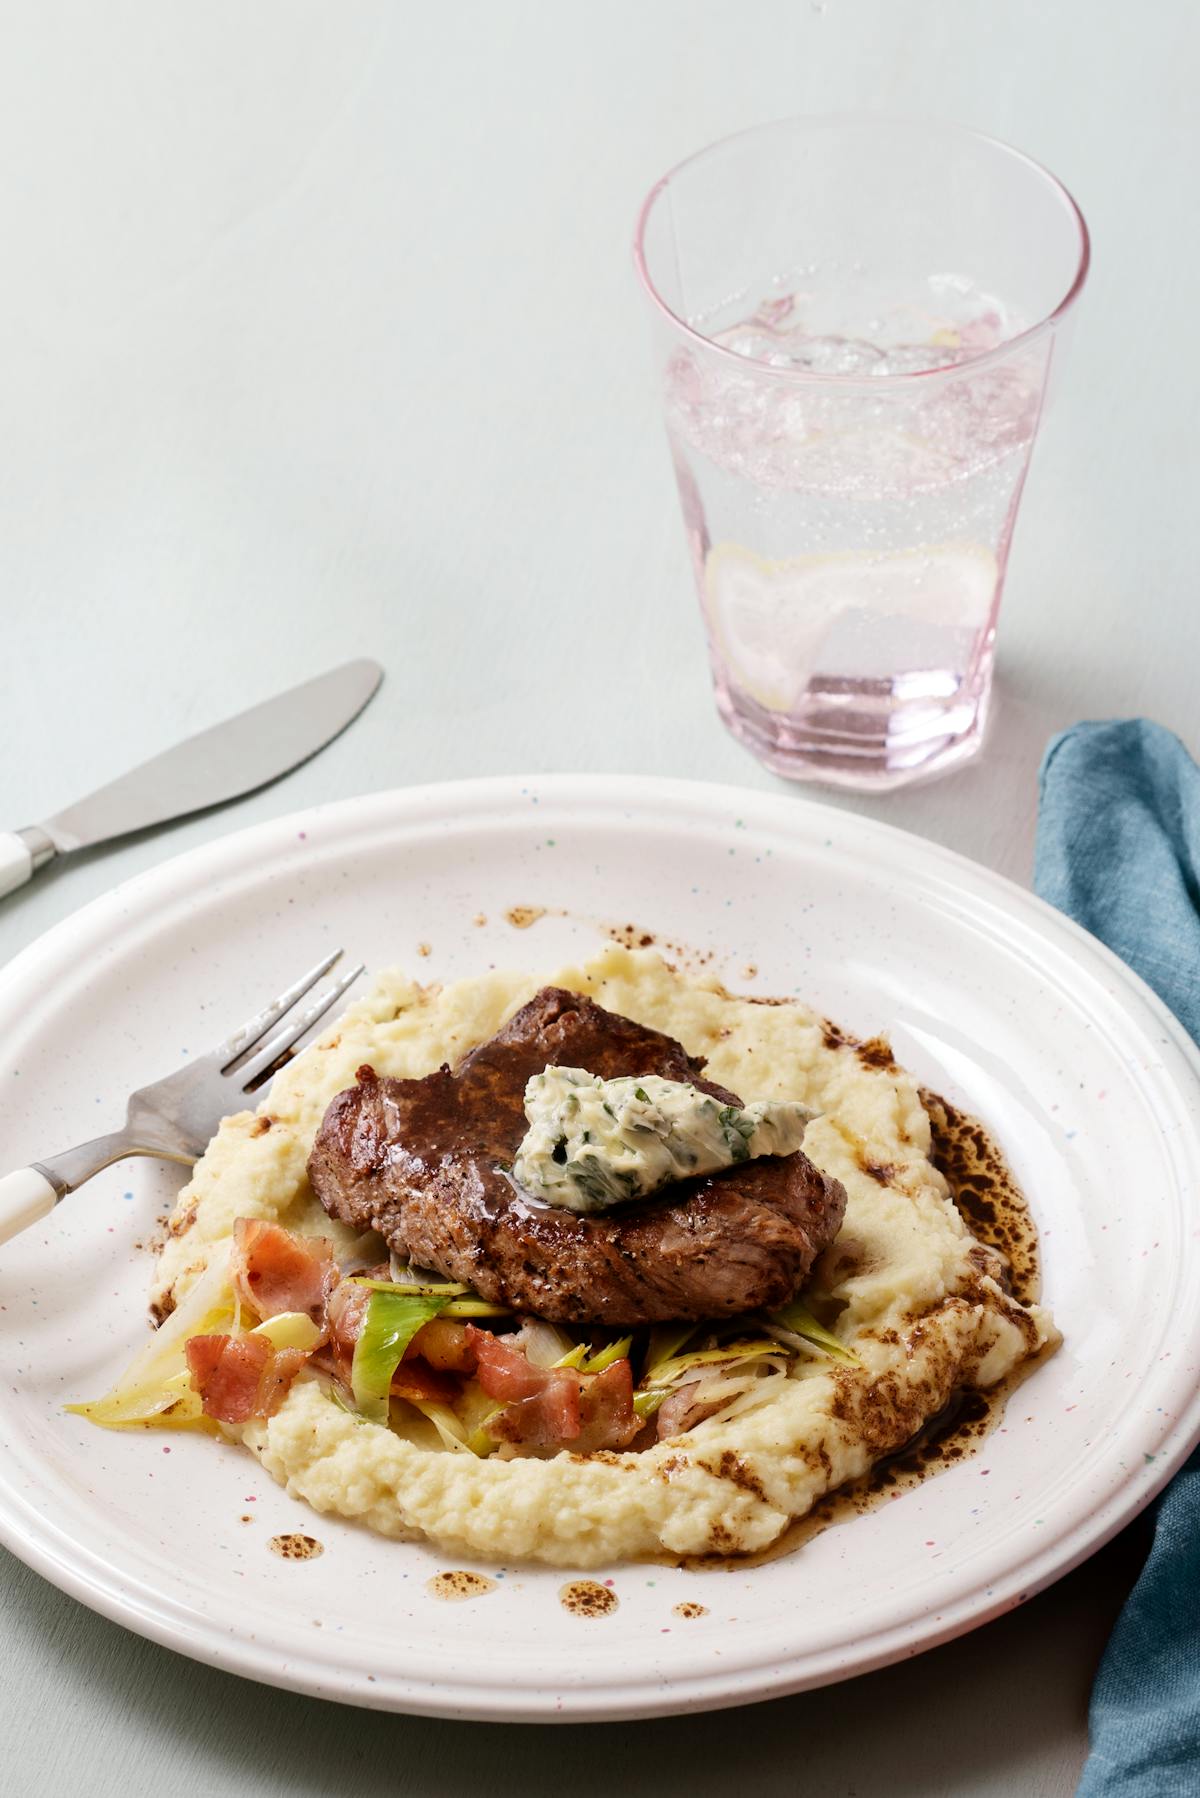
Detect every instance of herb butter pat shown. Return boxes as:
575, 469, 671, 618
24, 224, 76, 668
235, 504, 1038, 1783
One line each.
511, 1066, 815, 1214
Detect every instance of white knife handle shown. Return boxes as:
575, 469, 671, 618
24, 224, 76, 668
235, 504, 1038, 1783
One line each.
0, 1168, 59, 1246
0, 831, 34, 899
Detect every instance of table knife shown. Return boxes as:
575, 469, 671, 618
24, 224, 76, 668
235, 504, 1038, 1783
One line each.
0, 657, 383, 897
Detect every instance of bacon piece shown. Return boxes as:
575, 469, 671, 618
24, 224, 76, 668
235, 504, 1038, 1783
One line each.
390, 1360, 460, 1405
655, 1380, 728, 1440
325, 1279, 370, 1377
231, 1218, 336, 1332
466, 1325, 636, 1451
466, 1326, 568, 1401
185, 1332, 306, 1423
575, 1358, 639, 1453
488, 1381, 582, 1447
468, 1325, 582, 1444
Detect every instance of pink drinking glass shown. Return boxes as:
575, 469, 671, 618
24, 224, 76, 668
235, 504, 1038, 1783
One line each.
635, 116, 1089, 791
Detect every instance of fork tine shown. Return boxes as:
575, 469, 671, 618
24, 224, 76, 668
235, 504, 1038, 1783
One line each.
218, 949, 343, 1067
235, 963, 366, 1090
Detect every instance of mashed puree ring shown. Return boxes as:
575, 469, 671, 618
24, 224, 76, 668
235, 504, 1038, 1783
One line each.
154, 947, 1056, 1567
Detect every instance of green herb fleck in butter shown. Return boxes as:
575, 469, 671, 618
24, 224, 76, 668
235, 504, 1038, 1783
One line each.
511, 1066, 814, 1214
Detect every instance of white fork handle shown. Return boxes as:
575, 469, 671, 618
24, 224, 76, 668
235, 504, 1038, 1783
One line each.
0, 1169, 58, 1246
0, 832, 34, 899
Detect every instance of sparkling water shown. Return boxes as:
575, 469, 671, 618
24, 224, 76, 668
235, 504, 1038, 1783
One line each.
664, 277, 1045, 787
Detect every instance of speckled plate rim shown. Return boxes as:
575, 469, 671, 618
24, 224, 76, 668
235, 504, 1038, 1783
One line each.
1, 772, 1200, 1723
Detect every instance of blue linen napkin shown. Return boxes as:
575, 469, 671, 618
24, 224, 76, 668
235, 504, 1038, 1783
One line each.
1035, 719, 1200, 1797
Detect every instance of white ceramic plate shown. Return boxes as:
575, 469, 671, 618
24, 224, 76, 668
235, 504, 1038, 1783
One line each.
2, 776, 1199, 1722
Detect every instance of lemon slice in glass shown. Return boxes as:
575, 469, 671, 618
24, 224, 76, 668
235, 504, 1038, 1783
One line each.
704, 541, 998, 713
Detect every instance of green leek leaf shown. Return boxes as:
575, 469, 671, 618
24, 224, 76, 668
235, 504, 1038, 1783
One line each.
644, 1322, 697, 1374
465, 1407, 505, 1456
633, 1389, 667, 1419
643, 1340, 781, 1387
768, 1298, 861, 1365
403, 1398, 476, 1454
347, 1276, 471, 1298
329, 1387, 368, 1424
351, 1291, 451, 1424
66, 1247, 236, 1433
582, 1334, 633, 1374
250, 1311, 322, 1353
66, 1369, 218, 1434
347, 1276, 509, 1318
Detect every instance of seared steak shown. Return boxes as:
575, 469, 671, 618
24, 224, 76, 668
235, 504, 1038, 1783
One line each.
307, 987, 846, 1325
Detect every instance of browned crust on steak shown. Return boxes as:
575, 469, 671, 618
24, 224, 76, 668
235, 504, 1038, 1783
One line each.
307, 987, 846, 1325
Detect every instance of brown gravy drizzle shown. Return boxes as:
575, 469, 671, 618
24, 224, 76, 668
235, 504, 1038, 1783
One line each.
921, 1088, 1040, 1307
495, 905, 723, 973
602, 920, 717, 970
676, 1086, 1047, 1571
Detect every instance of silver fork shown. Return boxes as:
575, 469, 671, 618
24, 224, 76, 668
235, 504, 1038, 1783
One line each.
0, 949, 364, 1247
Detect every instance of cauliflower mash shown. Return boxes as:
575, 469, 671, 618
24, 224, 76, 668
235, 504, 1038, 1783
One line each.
150, 946, 1056, 1566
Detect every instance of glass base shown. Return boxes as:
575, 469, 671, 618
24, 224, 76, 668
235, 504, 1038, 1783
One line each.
714, 662, 993, 793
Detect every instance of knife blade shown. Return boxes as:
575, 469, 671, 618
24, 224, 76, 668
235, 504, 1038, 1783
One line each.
0, 658, 383, 897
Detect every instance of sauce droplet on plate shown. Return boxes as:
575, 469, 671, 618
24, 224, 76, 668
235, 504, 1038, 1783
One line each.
426, 1570, 497, 1602
558, 1579, 618, 1618
505, 905, 547, 930
268, 1533, 324, 1561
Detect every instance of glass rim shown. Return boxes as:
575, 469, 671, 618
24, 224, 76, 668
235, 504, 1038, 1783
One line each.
632, 112, 1091, 391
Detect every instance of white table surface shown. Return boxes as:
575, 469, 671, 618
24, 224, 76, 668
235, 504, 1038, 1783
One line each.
2, 3, 1198, 1793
